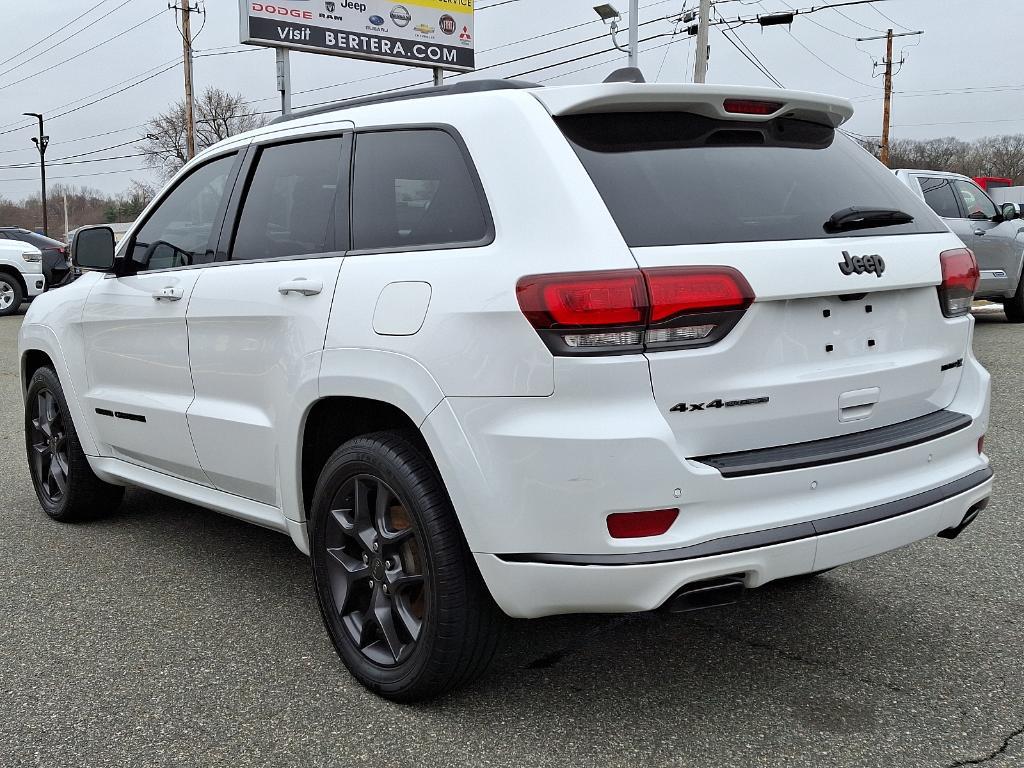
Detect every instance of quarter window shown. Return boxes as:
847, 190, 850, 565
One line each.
919, 177, 962, 219
351, 129, 489, 252
130, 154, 236, 271
232, 137, 346, 261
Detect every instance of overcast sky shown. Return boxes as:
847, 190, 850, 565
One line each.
0, 0, 1020, 202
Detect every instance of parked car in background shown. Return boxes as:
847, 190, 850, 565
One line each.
895, 169, 1024, 321
0, 239, 45, 316
0, 228, 70, 287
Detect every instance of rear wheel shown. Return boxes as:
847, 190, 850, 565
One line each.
310, 431, 500, 702
1003, 277, 1024, 323
0, 273, 23, 317
24, 367, 125, 521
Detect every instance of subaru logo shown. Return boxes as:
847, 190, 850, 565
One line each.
369, 14, 384, 24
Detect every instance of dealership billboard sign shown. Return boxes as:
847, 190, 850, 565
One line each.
239, 0, 476, 71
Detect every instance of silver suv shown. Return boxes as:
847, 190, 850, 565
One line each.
895, 169, 1024, 321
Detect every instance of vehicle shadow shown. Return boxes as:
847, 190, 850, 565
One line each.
101, 486, 973, 729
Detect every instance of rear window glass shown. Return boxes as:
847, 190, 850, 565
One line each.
557, 112, 945, 247
5, 229, 64, 248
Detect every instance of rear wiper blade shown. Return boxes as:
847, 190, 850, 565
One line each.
824, 206, 914, 233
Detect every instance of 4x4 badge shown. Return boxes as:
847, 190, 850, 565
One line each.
839, 250, 886, 277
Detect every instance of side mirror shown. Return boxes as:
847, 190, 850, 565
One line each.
71, 226, 115, 272
1000, 202, 1019, 221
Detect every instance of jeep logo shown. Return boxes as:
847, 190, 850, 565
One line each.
839, 251, 886, 278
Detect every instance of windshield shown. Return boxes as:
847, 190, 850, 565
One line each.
557, 112, 945, 247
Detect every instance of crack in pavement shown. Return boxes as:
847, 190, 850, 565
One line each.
686, 618, 905, 693
947, 724, 1024, 767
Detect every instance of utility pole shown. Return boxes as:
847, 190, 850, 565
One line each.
857, 28, 923, 167
170, 2, 199, 160
63, 191, 70, 242
693, 0, 711, 83
628, 0, 639, 69
23, 112, 48, 236
880, 29, 893, 166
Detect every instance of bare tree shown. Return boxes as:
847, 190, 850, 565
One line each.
140, 87, 267, 177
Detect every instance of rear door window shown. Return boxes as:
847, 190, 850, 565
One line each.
918, 177, 962, 219
231, 136, 347, 261
557, 112, 945, 247
350, 129, 490, 252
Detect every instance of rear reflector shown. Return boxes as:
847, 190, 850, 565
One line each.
723, 99, 783, 115
517, 267, 754, 355
939, 248, 979, 318
979, 435, 985, 454
607, 508, 679, 539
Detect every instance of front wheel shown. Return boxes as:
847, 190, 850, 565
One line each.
24, 367, 125, 521
0, 273, 23, 317
1003, 276, 1024, 323
310, 431, 501, 702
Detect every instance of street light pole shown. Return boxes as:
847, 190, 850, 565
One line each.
23, 112, 49, 236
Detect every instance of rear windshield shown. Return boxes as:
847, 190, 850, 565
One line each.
557, 112, 945, 247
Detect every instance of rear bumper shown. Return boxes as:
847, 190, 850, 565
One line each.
478, 468, 992, 618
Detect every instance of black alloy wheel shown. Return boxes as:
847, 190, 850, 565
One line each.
28, 388, 70, 505
24, 366, 124, 521
310, 431, 501, 701
325, 474, 426, 666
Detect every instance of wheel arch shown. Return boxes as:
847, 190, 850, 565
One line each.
18, 324, 100, 456
0, 265, 27, 296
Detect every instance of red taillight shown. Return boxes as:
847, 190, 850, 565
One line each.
939, 248, 979, 318
723, 98, 783, 115
645, 267, 753, 322
517, 267, 754, 354
518, 270, 646, 328
607, 508, 679, 539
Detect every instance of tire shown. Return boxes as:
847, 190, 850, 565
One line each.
310, 430, 501, 702
1003, 277, 1024, 323
24, 367, 125, 522
0, 272, 24, 317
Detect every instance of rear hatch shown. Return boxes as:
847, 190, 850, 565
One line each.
543, 85, 970, 457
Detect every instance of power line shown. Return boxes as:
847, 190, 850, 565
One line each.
0, 8, 168, 91
0, 153, 149, 171
0, 0, 118, 70
0, 166, 151, 184
785, 27, 880, 88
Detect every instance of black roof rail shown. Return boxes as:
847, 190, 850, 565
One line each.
270, 78, 541, 124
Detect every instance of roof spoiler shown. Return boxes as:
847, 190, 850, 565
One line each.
532, 84, 854, 129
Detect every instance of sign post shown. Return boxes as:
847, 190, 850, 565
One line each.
239, 0, 476, 90
276, 47, 292, 115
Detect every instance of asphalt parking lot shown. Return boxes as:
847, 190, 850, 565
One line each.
1, 306, 1022, 768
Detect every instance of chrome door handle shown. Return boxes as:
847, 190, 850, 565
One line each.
152, 287, 183, 301
974, 229, 986, 236
278, 278, 323, 296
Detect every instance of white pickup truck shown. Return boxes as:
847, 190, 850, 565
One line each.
0, 239, 46, 316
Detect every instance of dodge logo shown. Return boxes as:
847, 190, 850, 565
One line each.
839, 250, 886, 278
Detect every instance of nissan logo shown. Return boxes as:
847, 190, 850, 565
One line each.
390, 4, 411, 26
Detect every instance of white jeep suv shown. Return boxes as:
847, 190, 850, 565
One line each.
0, 239, 45, 316
19, 79, 993, 701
